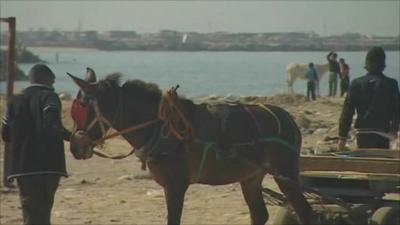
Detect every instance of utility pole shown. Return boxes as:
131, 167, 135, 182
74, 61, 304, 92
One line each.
0, 17, 16, 188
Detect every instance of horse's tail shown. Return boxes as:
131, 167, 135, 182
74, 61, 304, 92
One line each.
285, 110, 302, 154
281, 108, 302, 154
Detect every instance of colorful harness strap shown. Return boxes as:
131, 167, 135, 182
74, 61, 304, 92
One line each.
261, 137, 299, 155
193, 142, 215, 183
191, 103, 298, 183
257, 103, 281, 134
243, 103, 282, 135
244, 106, 263, 137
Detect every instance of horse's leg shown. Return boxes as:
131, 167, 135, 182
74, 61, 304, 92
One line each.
289, 76, 296, 94
163, 157, 189, 225
274, 173, 313, 224
287, 74, 293, 94
149, 154, 189, 225
288, 84, 294, 95
240, 174, 268, 225
164, 184, 188, 225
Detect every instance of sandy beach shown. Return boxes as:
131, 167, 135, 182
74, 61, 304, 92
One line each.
0, 94, 347, 224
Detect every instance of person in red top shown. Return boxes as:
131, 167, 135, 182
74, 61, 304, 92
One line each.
339, 58, 350, 97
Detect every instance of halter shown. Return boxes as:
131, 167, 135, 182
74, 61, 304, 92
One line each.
71, 92, 160, 158
71, 93, 120, 142
88, 98, 115, 138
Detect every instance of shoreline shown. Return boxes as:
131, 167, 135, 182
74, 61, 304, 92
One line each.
0, 45, 99, 53
3, 45, 399, 53
26, 46, 100, 53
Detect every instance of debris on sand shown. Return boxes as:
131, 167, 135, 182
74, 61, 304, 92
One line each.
193, 94, 307, 106
146, 189, 164, 197
313, 128, 329, 135
134, 173, 152, 180
118, 175, 134, 181
294, 113, 311, 129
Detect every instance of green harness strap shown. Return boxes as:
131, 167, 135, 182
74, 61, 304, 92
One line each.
193, 141, 215, 182
193, 104, 298, 183
261, 137, 299, 155
257, 103, 282, 134
192, 137, 299, 183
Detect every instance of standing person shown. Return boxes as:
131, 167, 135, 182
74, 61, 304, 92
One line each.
327, 51, 341, 97
1, 64, 90, 225
338, 47, 400, 150
339, 58, 350, 97
306, 62, 318, 101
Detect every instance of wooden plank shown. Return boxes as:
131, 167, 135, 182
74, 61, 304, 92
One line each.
301, 171, 400, 182
1, 17, 16, 188
300, 155, 400, 174
344, 149, 400, 159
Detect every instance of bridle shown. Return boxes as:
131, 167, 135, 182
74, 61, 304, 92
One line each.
71, 85, 194, 159
87, 99, 114, 141
71, 91, 160, 159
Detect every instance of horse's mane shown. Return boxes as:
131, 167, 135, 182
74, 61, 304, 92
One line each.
98, 73, 196, 109
97, 73, 162, 101
97, 73, 122, 92
122, 79, 162, 101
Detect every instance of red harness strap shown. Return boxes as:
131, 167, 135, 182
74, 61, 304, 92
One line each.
71, 99, 89, 130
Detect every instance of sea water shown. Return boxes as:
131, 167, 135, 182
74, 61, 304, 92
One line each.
1, 50, 399, 97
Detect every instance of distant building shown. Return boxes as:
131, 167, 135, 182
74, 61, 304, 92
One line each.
103, 31, 137, 39
81, 31, 98, 41
1, 30, 398, 51
63, 31, 98, 41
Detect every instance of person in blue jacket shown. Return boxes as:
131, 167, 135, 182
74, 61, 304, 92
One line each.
306, 62, 318, 101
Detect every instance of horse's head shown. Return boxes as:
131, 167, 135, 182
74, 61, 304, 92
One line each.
68, 68, 121, 159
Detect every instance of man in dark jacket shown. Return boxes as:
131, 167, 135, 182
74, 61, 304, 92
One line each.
1, 64, 90, 225
327, 51, 341, 97
338, 47, 400, 150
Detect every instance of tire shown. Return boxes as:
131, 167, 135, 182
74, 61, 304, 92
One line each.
273, 207, 300, 225
371, 206, 400, 225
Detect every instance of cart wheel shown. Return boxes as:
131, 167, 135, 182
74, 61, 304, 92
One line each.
273, 207, 300, 225
371, 206, 400, 225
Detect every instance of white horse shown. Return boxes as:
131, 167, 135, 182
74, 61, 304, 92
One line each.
286, 63, 329, 96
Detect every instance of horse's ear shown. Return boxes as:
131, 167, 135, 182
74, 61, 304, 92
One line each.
85, 67, 97, 82
67, 72, 97, 95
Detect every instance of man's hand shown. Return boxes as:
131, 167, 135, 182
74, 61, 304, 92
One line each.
71, 130, 92, 146
337, 138, 347, 151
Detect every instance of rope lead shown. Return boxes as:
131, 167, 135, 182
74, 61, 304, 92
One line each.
158, 86, 194, 141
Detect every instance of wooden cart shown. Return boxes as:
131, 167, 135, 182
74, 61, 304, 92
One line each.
263, 149, 400, 225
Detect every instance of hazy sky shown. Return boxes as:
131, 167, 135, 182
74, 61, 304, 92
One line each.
1, 1, 399, 36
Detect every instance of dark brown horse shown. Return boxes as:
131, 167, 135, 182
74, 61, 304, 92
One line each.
68, 68, 313, 225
